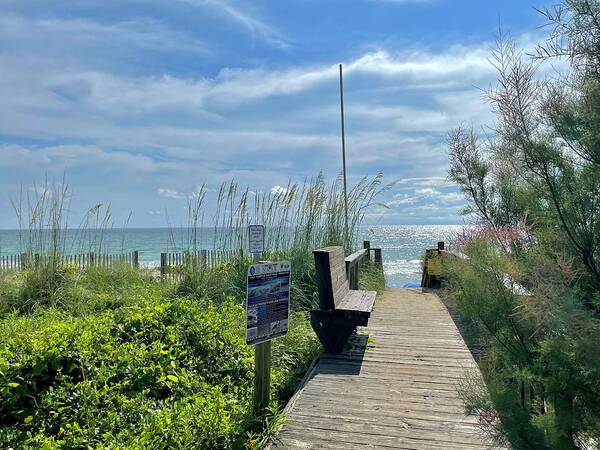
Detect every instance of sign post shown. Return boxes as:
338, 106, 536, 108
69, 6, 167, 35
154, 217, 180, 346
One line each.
246, 226, 290, 416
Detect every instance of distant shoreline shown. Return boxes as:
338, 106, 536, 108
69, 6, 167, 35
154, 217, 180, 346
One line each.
0, 224, 465, 232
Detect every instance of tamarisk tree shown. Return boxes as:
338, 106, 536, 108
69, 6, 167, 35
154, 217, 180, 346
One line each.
446, 1, 600, 448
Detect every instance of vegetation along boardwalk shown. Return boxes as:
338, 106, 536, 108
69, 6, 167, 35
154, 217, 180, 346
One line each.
271, 288, 502, 449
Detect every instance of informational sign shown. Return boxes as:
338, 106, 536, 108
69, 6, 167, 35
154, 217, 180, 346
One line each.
246, 261, 290, 345
248, 225, 264, 254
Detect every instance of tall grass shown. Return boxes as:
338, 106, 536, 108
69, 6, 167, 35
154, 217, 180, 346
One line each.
11, 178, 70, 263
7, 179, 115, 311
10, 179, 115, 260
212, 172, 385, 254
175, 172, 387, 310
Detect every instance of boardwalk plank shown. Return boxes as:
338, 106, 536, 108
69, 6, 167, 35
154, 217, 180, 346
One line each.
270, 288, 504, 450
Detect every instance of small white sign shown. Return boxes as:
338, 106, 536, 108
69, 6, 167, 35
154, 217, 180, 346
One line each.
248, 225, 264, 254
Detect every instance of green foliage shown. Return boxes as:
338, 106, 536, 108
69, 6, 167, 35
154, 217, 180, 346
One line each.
0, 262, 165, 316
446, 2, 600, 448
0, 260, 375, 448
208, 173, 386, 255
0, 296, 255, 449
177, 260, 249, 305
14, 259, 72, 313
359, 260, 387, 293
0, 254, 323, 449
271, 311, 320, 401
0, 171, 383, 448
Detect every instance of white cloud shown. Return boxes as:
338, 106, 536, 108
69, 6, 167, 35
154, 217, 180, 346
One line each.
49, 72, 211, 114
387, 196, 418, 206
271, 185, 289, 196
0, 144, 182, 174
0, 4, 544, 227
395, 177, 448, 187
157, 188, 188, 199
346, 48, 491, 82
415, 188, 440, 196
349, 90, 494, 133
438, 192, 464, 202
386, 185, 464, 210
19, 44, 499, 116
0, 14, 208, 57
178, 0, 288, 48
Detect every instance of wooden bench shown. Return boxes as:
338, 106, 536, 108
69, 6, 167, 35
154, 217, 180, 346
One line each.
310, 246, 377, 354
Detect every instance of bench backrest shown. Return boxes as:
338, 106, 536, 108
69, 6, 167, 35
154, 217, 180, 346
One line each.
313, 246, 349, 311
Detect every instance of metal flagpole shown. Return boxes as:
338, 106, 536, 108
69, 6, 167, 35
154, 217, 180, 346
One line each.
339, 63, 349, 244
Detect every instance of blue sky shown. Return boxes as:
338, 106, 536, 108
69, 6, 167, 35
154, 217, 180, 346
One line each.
0, 0, 553, 227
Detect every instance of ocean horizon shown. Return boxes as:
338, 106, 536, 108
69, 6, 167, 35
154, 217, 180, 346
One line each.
0, 224, 464, 288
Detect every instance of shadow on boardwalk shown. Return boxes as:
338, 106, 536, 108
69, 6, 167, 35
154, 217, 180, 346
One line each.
315, 333, 369, 376
269, 288, 504, 450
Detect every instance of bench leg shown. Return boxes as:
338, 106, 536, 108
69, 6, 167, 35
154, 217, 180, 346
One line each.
310, 311, 356, 354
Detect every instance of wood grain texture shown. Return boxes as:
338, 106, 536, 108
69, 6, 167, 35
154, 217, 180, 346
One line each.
270, 288, 504, 450
336, 290, 376, 314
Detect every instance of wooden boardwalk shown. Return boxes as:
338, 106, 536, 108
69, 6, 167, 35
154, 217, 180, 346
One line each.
270, 288, 502, 450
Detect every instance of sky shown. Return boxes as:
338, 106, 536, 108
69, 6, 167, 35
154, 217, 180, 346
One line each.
0, 0, 555, 228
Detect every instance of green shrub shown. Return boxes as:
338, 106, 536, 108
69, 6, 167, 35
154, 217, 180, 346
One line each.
0, 278, 324, 449
0, 297, 255, 449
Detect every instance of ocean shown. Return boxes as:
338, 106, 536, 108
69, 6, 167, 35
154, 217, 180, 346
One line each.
0, 225, 463, 288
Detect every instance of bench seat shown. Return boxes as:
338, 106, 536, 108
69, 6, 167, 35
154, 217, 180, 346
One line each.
310, 246, 378, 354
336, 289, 376, 317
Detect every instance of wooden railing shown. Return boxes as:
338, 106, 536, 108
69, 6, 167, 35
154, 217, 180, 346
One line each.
0, 251, 139, 271
159, 249, 241, 279
344, 241, 382, 289
422, 241, 530, 294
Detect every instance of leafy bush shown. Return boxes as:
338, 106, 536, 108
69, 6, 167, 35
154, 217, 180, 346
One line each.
0, 261, 324, 450
0, 297, 255, 449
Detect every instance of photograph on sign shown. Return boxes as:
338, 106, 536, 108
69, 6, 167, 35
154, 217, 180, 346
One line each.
246, 261, 290, 345
248, 225, 265, 254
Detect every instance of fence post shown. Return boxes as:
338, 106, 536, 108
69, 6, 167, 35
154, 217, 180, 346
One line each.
374, 248, 382, 265
345, 259, 358, 290
20, 253, 28, 270
201, 250, 207, 269
363, 241, 371, 261
133, 250, 139, 268
89, 252, 95, 267
160, 253, 166, 278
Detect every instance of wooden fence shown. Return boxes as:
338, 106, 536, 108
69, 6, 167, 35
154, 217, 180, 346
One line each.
344, 241, 383, 289
0, 251, 139, 271
0, 254, 26, 271
160, 249, 241, 279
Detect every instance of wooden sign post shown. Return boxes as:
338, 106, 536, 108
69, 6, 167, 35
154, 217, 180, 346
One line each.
253, 242, 270, 416
246, 225, 290, 416
253, 335, 271, 415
